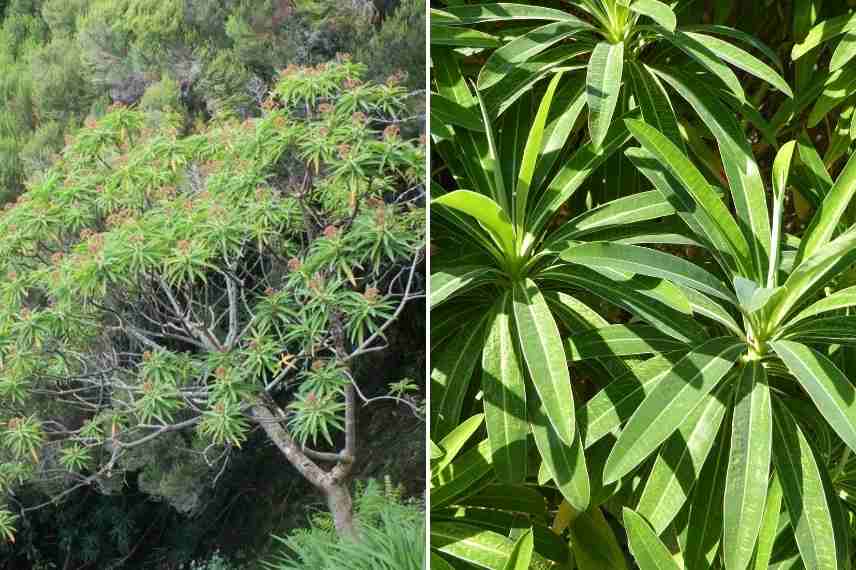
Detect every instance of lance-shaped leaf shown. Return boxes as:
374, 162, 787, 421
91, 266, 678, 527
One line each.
603, 337, 745, 483
769, 225, 856, 327
624, 119, 752, 277
753, 474, 783, 570
515, 72, 564, 229
571, 507, 629, 570
656, 28, 746, 104
772, 400, 839, 570
539, 266, 707, 343
683, 32, 792, 97
623, 508, 682, 570
781, 315, 856, 345
432, 521, 551, 569
546, 190, 675, 246
628, 0, 676, 31
587, 41, 625, 150
684, 426, 730, 569
723, 361, 772, 570
562, 242, 735, 303
651, 67, 770, 282
432, 440, 493, 508
636, 383, 730, 533
431, 265, 501, 308
797, 149, 856, 263
433, 413, 485, 474
431, 93, 487, 132
433, 190, 515, 254
772, 340, 856, 455
627, 61, 683, 149
528, 111, 635, 241
577, 353, 683, 448
431, 25, 502, 48
482, 292, 528, 484
433, 3, 583, 26
512, 278, 574, 445
786, 284, 856, 327
479, 19, 593, 91
431, 316, 489, 439
792, 12, 856, 60
502, 528, 534, 570
564, 324, 686, 361
530, 386, 590, 511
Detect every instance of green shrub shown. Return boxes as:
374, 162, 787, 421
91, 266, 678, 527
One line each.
267, 479, 425, 570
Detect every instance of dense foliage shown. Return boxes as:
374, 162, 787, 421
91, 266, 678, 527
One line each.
0, 0, 426, 202
430, 0, 856, 568
0, 39, 424, 570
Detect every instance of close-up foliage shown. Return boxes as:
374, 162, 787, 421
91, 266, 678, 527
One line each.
430, 0, 856, 568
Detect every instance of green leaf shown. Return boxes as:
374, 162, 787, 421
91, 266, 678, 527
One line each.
561, 242, 735, 303
502, 528, 534, 570
570, 507, 629, 570
651, 67, 771, 282
753, 473, 783, 570
515, 72, 564, 228
546, 190, 675, 246
623, 508, 682, 570
770, 225, 856, 328
773, 141, 798, 198
433, 4, 581, 25
806, 66, 856, 127
628, 0, 676, 31
624, 119, 752, 277
434, 413, 485, 474
430, 552, 456, 570
482, 292, 528, 484
723, 361, 772, 570
433, 190, 515, 253
636, 383, 730, 533
577, 353, 683, 448
772, 340, 856, 455
684, 426, 730, 569
657, 28, 746, 104
772, 400, 839, 570
431, 93, 487, 132
529, 111, 635, 241
479, 20, 592, 91
431, 317, 489, 439
797, 149, 856, 262
431, 25, 503, 48
431, 265, 500, 309
683, 32, 793, 97
564, 324, 686, 361
786, 284, 856, 327
587, 41, 625, 150
433, 49, 495, 199
733, 277, 780, 314
458, 485, 546, 517
539, 266, 707, 343
781, 315, 856, 345
683, 24, 784, 70
831, 32, 856, 72
432, 440, 494, 508
512, 278, 574, 446
530, 391, 590, 511
792, 12, 856, 60
626, 62, 683, 149
603, 338, 745, 483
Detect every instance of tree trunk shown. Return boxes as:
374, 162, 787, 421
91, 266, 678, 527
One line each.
324, 480, 357, 539
251, 402, 357, 539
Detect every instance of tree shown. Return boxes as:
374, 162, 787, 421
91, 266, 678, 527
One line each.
0, 56, 425, 541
